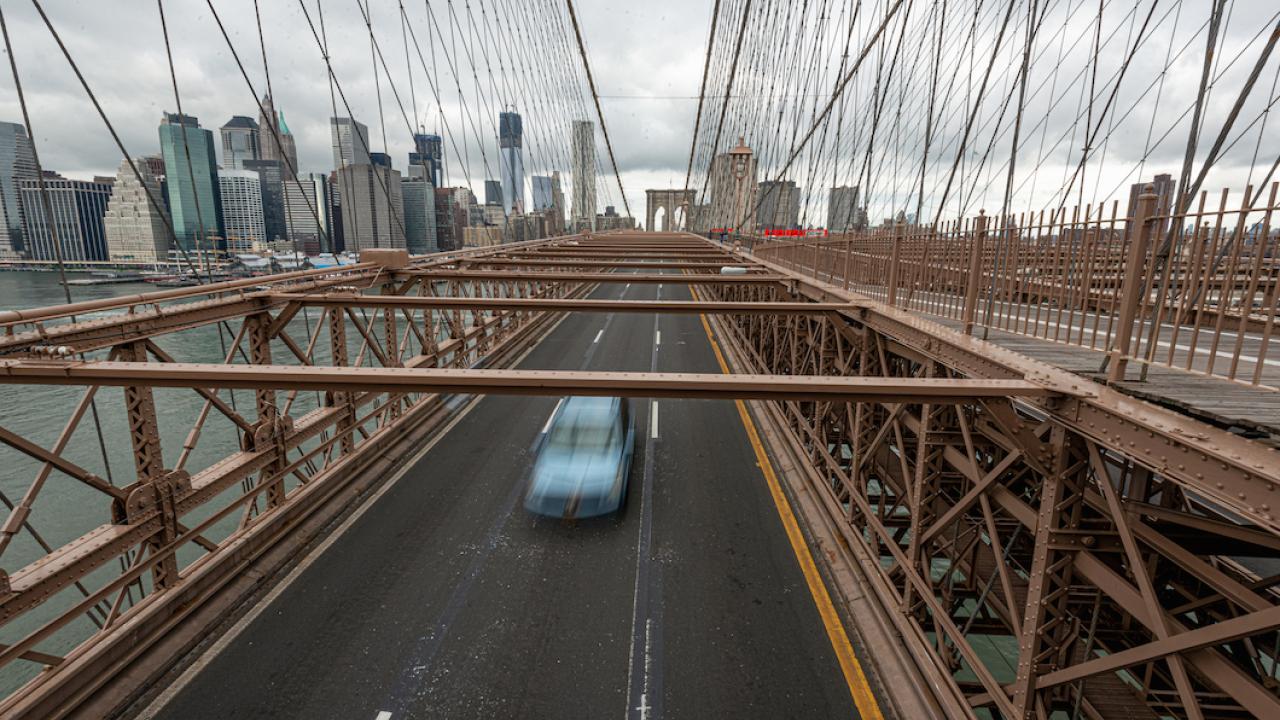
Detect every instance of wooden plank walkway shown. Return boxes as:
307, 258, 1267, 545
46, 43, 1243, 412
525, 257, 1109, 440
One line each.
930, 316, 1280, 440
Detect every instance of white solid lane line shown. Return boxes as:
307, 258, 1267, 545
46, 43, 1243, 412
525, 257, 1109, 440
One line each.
636, 618, 655, 720
650, 401, 659, 438
594, 329, 604, 343
542, 398, 565, 434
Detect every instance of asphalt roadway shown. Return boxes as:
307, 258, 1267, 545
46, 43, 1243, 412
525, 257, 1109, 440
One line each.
155, 271, 861, 719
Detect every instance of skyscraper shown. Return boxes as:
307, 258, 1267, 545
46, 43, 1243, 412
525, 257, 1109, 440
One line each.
484, 179, 504, 207
331, 117, 371, 169
284, 173, 332, 252
433, 187, 458, 251
20, 177, 113, 261
499, 111, 524, 215
571, 120, 596, 230
218, 169, 266, 252
142, 155, 167, 181
532, 176, 553, 211
0, 122, 36, 258
756, 180, 800, 230
158, 112, 225, 251
242, 159, 286, 242
276, 113, 298, 172
827, 186, 860, 233
258, 95, 298, 172
1127, 173, 1177, 220
335, 163, 404, 251
408, 133, 443, 186
402, 177, 438, 254
549, 171, 566, 235
327, 170, 344, 252
104, 156, 173, 263
219, 116, 260, 170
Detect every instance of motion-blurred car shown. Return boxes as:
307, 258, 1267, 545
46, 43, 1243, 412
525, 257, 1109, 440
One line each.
524, 396, 635, 519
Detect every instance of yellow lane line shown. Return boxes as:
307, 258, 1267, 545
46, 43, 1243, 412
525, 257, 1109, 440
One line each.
693, 290, 884, 720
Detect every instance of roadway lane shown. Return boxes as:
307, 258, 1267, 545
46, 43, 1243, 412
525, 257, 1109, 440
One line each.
644, 279, 858, 717
156, 271, 860, 719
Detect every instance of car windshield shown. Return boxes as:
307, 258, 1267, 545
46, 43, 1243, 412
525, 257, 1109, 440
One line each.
545, 398, 616, 452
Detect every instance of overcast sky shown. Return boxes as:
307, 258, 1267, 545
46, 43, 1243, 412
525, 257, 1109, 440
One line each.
0, 1, 1275, 224
0, 0, 711, 219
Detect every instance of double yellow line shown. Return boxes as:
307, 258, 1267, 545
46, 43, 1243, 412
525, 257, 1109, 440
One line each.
694, 296, 884, 720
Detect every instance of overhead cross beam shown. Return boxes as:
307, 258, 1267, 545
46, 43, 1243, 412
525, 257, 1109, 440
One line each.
0, 360, 1059, 403
457, 259, 750, 269
398, 270, 774, 283
269, 293, 868, 315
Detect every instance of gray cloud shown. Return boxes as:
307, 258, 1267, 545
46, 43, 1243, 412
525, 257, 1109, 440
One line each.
0, 0, 712, 218
0, 0, 1273, 226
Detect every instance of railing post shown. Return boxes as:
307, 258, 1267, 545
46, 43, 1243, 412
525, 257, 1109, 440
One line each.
887, 221, 904, 306
963, 210, 988, 335
841, 237, 853, 289
1108, 185, 1158, 382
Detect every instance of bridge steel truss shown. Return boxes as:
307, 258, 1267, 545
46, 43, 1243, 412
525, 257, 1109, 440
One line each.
0, 232, 1275, 718
701, 241, 1280, 719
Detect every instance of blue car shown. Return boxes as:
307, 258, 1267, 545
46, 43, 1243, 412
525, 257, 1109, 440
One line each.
524, 396, 636, 519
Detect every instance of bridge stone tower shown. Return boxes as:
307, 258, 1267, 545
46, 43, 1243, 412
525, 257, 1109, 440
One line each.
645, 189, 696, 232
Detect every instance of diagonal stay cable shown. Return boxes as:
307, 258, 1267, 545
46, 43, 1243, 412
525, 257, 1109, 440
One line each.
564, 0, 629, 219
683, 0, 724, 199
732, 0, 907, 234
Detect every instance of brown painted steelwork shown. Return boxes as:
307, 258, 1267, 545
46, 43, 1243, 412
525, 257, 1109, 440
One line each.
699, 231, 1280, 719
459, 259, 747, 269
0, 236, 603, 717
0, 229, 1278, 720
0, 360, 1055, 403
396, 270, 784, 283
269, 293, 866, 315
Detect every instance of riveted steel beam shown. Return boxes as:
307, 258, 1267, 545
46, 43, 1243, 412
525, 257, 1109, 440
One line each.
269, 293, 866, 315
0, 361, 1057, 403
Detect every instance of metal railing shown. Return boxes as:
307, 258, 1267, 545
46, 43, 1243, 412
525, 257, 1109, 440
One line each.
756, 182, 1280, 386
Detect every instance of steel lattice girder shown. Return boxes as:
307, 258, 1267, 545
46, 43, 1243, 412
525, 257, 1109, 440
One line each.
697, 247, 1280, 719
0, 265, 601, 357
0, 235, 600, 717
0, 263, 382, 327
735, 252, 1280, 534
0, 232, 581, 334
